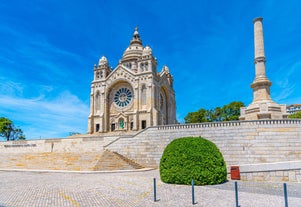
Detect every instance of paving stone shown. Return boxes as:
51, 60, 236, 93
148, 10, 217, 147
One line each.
0, 169, 301, 207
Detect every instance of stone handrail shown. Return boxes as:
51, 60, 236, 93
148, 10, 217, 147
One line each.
103, 137, 121, 149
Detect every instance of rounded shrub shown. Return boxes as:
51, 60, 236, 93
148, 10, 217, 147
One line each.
159, 137, 227, 185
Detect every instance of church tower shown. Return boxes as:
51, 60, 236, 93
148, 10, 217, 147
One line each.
88, 28, 177, 134
240, 17, 288, 120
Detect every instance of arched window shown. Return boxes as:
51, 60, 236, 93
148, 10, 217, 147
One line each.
160, 93, 164, 111
140, 62, 148, 72
159, 90, 168, 125
140, 63, 144, 72
96, 71, 103, 79
95, 92, 100, 111
141, 85, 146, 106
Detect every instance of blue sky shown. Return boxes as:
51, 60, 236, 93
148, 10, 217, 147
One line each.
0, 0, 301, 139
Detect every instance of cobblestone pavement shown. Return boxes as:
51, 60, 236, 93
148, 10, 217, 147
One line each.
0, 169, 300, 207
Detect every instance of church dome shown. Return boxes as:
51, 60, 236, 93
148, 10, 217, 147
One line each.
122, 27, 143, 61
99, 56, 108, 65
142, 45, 152, 56
122, 45, 144, 60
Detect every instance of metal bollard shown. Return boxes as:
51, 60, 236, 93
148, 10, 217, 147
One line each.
192, 179, 195, 205
153, 178, 157, 202
283, 183, 288, 207
235, 181, 239, 207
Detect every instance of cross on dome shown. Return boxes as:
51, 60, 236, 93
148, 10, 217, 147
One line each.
134, 26, 139, 35
130, 26, 142, 45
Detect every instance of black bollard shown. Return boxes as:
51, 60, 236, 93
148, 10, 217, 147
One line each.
283, 183, 288, 207
235, 181, 239, 207
192, 179, 195, 205
154, 178, 157, 202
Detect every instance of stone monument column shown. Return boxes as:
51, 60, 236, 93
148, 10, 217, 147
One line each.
239, 17, 288, 120
251, 17, 272, 103
254, 18, 268, 81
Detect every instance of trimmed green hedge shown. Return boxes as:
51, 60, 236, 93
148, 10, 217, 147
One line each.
159, 137, 227, 185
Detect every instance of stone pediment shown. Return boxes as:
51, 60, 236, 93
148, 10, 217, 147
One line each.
106, 65, 136, 88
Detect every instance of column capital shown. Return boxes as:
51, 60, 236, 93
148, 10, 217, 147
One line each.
253, 17, 263, 23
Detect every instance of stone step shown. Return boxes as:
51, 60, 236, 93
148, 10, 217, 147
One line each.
93, 150, 140, 171
112, 151, 144, 169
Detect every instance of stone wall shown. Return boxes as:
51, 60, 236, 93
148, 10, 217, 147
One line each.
0, 135, 119, 153
236, 160, 301, 182
1, 119, 301, 181
106, 119, 301, 168
104, 119, 301, 181
241, 169, 301, 182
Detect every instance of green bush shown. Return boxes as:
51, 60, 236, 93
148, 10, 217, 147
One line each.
159, 137, 227, 185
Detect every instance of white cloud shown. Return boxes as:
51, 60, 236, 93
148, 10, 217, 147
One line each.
273, 83, 296, 103
273, 59, 301, 102
0, 84, 89, 139
0, 22, 91, 140
0, 78, 24, 96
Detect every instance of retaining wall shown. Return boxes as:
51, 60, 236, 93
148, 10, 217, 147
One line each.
105, 119, 301, 181
1, 119, 301, 181
0, 135, 119, 153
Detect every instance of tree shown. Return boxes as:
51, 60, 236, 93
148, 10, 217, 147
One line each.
184, 108, 208, 123
221, 101, 245, 121
288, 111, 301, 119
0, 117, 26, 141
184, 101, 245, 123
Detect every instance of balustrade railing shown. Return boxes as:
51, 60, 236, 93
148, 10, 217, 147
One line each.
156, 119, 301, 130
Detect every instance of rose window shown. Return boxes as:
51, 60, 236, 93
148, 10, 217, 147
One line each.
114, 88, 132, 107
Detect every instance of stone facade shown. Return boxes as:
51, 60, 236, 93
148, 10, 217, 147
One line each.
240, 17, 288, 120
88, 28, 177, 134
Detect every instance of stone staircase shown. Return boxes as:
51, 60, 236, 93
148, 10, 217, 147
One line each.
93, 150, 143, 171
0, 150, 144, 171
112, 151, 144, 169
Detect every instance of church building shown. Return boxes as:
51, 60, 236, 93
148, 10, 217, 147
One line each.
88, 28, 177, 134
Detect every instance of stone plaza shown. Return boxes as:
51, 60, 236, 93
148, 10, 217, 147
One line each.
0, 169, 301, 207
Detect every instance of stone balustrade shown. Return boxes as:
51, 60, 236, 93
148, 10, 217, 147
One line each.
156, 119, 301, 130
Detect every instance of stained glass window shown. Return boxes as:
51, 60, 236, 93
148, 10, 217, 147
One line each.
114, 88, 132, 107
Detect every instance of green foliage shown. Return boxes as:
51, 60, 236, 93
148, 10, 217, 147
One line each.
184, 109, 209, 123
222, 101, 244, 121
0, 117, 26, 141
160, 137, 227, 185
288, 111, 301, 119
184, 101, 244, 123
